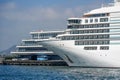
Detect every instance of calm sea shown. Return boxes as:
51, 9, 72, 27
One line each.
0, 65, 120, 80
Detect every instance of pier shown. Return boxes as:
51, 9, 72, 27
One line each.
2, 60, 68, 66
0, 58, 4, 64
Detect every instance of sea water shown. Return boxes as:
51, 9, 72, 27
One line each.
0, 65, 120, 80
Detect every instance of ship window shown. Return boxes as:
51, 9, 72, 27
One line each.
90, 19, 93, 23
84, 46, 97, 50
100, 18, 108, 22
83, 13, 109, 17
67, 26, 73, 29
68, 23, 109, 29
95, 19, 98, 22
85, 19, 88, 23
68, 20, 81, 24
100, 46, 109, 50
32, 34, 38, 39
75, 40, 110, 45
62, 34, 110, 40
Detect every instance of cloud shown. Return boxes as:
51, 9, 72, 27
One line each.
1, 7, 82, 22
1, 8, 59, 21
0, 1, 101, 24
0, 1, 102, 31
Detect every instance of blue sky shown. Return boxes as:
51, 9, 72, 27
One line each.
0, 0, 112, 51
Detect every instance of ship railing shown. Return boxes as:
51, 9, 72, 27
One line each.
11, 50, 52, 52
18, 44, 42, 46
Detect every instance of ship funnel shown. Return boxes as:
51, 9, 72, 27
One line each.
114, 0, 120, 6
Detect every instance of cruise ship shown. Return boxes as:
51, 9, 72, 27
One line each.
40, 0, 120, 67
11, 30, 64, 60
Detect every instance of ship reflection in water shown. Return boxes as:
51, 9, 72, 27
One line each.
0, 65, 120, 80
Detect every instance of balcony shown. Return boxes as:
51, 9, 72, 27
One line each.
16, 45, 43, 48
11, 51, 54, 55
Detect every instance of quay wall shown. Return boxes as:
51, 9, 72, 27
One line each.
2, 60, 68, 66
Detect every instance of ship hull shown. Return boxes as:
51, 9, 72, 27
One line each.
40, 40, 120, 67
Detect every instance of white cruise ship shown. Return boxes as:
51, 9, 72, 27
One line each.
40, 0, 120, 67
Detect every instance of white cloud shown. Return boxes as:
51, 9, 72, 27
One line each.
1, 7, 59, 21
0, 1, 101, 29
1, 7, 81, 22
0, 1, 83, 22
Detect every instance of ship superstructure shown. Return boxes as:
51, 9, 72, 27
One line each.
11, 30, 64, 60
40, 0, 120, 67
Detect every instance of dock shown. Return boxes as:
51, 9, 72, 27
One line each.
2, 60, 68, 66
0, 58, 5, 64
